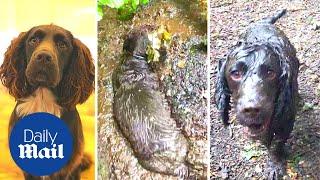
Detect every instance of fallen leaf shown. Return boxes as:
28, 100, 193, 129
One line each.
177, 60, 186, 68
241, 143, 264, 160
302, 102, 314, 111
254, 165, 262, 173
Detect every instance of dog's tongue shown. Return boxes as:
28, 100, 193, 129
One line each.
243, 118, 271, 137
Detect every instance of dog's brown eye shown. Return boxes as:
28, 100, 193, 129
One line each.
230, 70, 242, 81
57, 41, 67, 49
29, 37, 39, 45
267, 70, 276, 79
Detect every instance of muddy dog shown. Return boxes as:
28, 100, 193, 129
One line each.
0, 24, 94, 179
215, 10, 299, 179
112, 26, 189, 178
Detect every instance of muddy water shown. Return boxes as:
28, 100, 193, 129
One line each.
98, 0, 207, 179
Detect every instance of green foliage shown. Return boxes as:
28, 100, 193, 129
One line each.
98, 0, 150, 20
240, 143, 265, 160
288, 153, 303, 169
146, 26, 171, 63
302, 102, 314, 111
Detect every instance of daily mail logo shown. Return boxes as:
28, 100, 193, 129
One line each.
9, 113, 73, 176
18, 129, 64, 159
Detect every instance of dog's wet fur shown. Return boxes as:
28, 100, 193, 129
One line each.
215, 10, 299, 179
112, 26, 189, 178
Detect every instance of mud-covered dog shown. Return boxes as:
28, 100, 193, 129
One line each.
215, 10, 299, 179
112, 26, 189, 177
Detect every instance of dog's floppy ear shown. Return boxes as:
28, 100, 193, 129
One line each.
57, 38, 95, 109
272, 44, 297, 138
215, 58, 231, 126
0, 32, 32, 99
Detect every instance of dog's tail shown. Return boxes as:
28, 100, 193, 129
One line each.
259, 9, 287, 24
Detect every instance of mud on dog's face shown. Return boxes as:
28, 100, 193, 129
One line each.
226, 45, 282, 137
25, 25, 74, 87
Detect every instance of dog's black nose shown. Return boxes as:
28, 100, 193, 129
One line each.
36, 52, 52, 62
242, 107, 261, 118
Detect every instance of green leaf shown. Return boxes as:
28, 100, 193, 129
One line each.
97, 0, 150, 21
241, 143, 264, 160
163, 31, 171, 42
288, 154, 303, 168
131, 0, 139, 9
97, 5, 104, 18
146, 45, 155, 62
117, 5, 135, 20
98, 0, 109, 5
105, 0, 125, 8
306, 16, 314, 25
140, 0, 149, 5
302, 102, 314, 111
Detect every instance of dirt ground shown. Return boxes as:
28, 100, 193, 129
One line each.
210, 0, 320, 179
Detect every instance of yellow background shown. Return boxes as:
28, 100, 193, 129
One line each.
0, 0, 96, 179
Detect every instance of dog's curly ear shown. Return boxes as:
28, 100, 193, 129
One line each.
57, 38, 95, 109
215, 58, 231, 126
0, 32, 31, 99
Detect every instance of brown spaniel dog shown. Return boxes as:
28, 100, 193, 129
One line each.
112, 27, 188, 178
0, 24, 94, 179
215, 10, 299, 178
